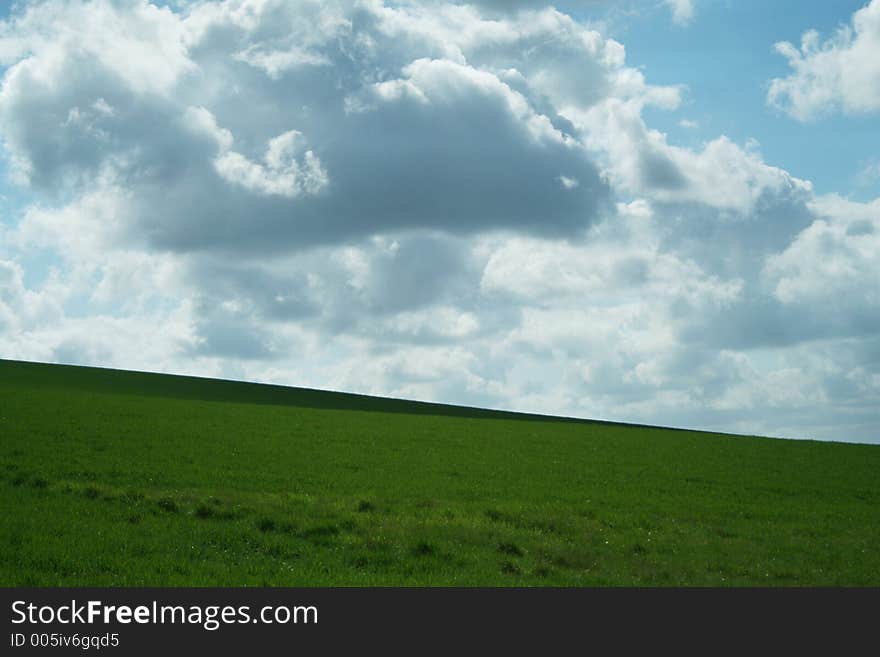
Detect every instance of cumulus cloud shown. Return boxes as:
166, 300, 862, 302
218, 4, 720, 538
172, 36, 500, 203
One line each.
0, 258, 64, 334
1, 1, 624, 252
214, 129, 329, 198
767, 195, 880, 314
0, 0, 878, 442
768, 0, 880, 120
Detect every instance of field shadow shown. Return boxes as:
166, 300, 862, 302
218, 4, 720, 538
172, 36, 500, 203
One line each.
0, 358, 677, 430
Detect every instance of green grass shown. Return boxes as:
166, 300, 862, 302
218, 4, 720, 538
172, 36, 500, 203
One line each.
1, 358, 878, 586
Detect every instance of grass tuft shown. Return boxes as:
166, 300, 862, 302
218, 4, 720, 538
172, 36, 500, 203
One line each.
500, 561, 521, 575
256, 518, 276, 533
412, 541, 435, 557
156, 497, 178, 514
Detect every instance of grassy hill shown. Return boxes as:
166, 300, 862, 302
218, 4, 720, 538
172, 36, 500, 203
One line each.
1, 358, 877, 586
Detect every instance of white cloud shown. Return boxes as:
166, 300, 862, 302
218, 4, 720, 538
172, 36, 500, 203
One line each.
479, 231, 741, 310
13, 188, 132, 258
574, 96, 811, 216
768, 0, 880, 120
0, 308, 201, 375
0, 258, 64, 334
666, 0, 695, 26
557, 175, 579, 189
0, 0, 877, 443
181, 105, 233, 152
0, 0, 192, 95
856, 159, 880, 187
234, 44, 331, 78
214, 130, 329, 198
766, 195, 880, 310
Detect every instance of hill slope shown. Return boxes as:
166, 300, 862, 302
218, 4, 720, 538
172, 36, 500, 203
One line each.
1, 358, 877, 585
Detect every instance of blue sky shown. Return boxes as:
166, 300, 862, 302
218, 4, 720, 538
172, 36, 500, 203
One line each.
0, 1, 878, 442
607, 0, 880, 200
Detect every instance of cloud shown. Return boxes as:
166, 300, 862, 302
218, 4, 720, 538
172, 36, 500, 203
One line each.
0, 1, 878, 443
666, 0, 695, 26
2, 1, 621, 252
213, 129, 329, 199
766, 195, 880, 316
573, 95, 812, 220
856, 159, 880, 187
767, 0, 880, 120
0, 258, 64, 334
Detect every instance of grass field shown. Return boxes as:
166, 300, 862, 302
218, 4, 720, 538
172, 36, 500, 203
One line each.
1, 358, 878, 586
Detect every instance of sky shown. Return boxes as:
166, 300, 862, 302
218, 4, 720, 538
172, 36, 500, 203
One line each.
0, 0, 878, 443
